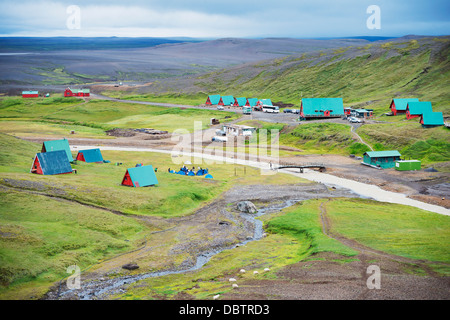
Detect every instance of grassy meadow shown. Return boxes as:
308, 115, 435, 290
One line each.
0, 133, 302, 218
0, 95, 240, 136
0, 190, 147, 299
280, 122, 365, 155
325, 198, 450, 263
237, 120, 371, 156
102, 91, 208, 106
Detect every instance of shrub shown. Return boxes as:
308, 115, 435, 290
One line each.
348, 142, 370, 155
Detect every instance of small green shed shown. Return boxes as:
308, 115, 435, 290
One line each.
362, 150, 401, 169
395, 160, 421, 171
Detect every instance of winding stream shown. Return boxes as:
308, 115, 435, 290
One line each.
56, 199, 301, 300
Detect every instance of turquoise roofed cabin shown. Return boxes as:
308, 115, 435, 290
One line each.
300, 98, 344, 120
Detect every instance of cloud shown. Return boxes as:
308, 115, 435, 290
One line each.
0, 1, 257, 37
0, 0, 448, 37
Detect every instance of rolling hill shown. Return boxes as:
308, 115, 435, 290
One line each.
133, 36, 450, 115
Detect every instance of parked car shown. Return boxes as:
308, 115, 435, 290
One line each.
217, 105, 224, 110
291, 109, 300, 114
283, 109, 292, 113
349, 117, 361, 123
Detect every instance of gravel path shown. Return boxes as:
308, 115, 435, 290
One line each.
350, 125, 373, 151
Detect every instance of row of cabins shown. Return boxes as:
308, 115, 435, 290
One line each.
206, 95, 273, 109
389, 98, 444, 128
31, 138, 159, 187
299, 98, 444, 128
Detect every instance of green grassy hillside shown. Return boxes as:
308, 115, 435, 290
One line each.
220, 38, 448, 114
145, 37, 449, 115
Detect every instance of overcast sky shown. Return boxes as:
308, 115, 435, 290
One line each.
0, 0, 449, 38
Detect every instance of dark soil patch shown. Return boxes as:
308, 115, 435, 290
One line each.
106, 128, 136, 137
0, 178, 69, 196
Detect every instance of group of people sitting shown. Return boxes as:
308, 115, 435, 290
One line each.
169, 166, 209, 176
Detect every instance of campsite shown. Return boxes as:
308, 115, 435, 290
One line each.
0, 26, 449, 302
